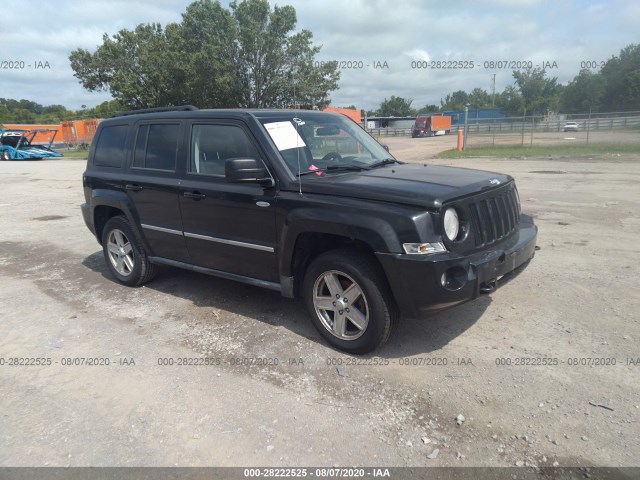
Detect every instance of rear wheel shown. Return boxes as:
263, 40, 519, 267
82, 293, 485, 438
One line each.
1, 150, 11, 161
101, 216, 156, 286
303, 249, 398, 354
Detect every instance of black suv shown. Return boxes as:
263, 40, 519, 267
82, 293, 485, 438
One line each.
81, 106, 537, 353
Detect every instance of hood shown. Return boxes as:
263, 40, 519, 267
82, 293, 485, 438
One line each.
296, 163, 512, 208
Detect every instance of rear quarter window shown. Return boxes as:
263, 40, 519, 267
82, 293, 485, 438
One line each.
93, 125, 128, 168
132, 123, 180, 171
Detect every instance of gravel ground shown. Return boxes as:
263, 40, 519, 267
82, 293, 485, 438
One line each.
0, 140, 638, 470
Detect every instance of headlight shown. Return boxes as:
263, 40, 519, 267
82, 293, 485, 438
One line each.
443, 207, 459, 241
403, 242, 446, 255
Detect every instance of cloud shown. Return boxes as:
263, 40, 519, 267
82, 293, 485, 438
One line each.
482, 0, 541, 7
403, 49, 431, 62
0, 0, 636, 111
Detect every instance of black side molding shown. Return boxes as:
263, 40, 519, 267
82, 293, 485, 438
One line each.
148, 256, 281, 292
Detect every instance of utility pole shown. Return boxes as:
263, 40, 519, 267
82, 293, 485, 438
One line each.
586, 106, 591, 146
491, 74, 496, 108
463, 104, 470, 150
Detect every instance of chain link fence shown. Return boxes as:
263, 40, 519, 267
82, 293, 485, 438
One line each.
364, 111, 640, 148
463, 110, 640, 148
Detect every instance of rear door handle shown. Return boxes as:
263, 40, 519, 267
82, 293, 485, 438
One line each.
125, 184, 143, 191
183, 191, 206, 200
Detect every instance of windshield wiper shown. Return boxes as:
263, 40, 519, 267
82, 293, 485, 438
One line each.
325, 164, 369, 172
297, 169, 324, 177
296, 164, 369, 177
368, 158, 401, 169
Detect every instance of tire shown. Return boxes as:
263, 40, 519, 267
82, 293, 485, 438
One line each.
1, 150, 11, 161
101, 215, 156, 286
302, 248, 398, 354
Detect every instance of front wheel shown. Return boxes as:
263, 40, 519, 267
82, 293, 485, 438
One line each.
1, 150, 11, 161
303, 249, 398, 354
101, 216, 156, 286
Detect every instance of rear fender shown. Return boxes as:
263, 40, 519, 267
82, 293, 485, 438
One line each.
90, 189, 150, 251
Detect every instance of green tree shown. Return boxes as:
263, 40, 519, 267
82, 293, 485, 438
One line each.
231, 0, 338, 107
18, 99, 44, 114
415, 104, 440, 114
69, 0, 339, 109
0, 105, 10, 123
85, 100, 126, 118
495, 85, 524, 116
9, 108, 36, 123
512, 67, 563, 114
559, 69, 604, 113
376, 96, 415, 116
599, 43, 640, 111
170, 0, 242, 107
468, 88, 493, 108
440, 90, 470, 111
69, 23, 184, 109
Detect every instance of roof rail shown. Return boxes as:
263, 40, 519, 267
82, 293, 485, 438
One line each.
110, 105, 199, 118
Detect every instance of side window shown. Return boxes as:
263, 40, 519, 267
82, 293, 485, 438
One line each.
132, 123, 179, 171
190, 124, 259, 176
93, 125, 128, 168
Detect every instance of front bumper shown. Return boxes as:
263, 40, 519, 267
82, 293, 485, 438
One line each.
376, 214, 538, 319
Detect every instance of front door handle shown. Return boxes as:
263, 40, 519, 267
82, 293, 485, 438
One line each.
125, 184, 143, 191
183, 191, 206, 200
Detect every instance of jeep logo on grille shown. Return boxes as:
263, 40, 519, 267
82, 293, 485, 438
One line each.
489, 179, 500, 185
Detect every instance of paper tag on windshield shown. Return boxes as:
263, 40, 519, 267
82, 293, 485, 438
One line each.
264, 121, 307, 151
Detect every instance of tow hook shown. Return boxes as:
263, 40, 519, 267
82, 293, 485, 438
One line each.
480, 279, 497, 294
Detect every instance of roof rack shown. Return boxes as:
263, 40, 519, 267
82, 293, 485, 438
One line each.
110, 105, 199, 118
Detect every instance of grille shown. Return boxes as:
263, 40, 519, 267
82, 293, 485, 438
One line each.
468, 186, 520, 247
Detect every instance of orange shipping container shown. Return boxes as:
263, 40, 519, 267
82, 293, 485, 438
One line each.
61, 119, 100, 145
430, 116, 452, 130
321, 107, 361, 125
2, 124, 62, 143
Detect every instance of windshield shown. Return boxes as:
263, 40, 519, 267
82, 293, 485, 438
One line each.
0, 133, 27, 148
259, 112, 395, 177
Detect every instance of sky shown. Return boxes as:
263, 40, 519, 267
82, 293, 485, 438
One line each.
0, 0, 638, 111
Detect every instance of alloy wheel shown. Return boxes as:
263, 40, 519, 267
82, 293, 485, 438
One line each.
312, 270, 370, 340
106, 228, 135, 277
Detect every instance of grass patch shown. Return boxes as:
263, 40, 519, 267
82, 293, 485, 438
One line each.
437, 143, 640, 158
57, 150, 89, 159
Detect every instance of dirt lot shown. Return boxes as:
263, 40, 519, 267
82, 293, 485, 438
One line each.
1, 138, 639, 471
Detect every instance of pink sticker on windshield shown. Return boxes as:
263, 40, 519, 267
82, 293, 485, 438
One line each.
308, 164, 324, 176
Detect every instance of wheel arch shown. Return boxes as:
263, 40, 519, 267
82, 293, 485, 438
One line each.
281, 218, 397, 299
301, 245, 399, 353
91, 190, 147, 250
290, 233, 378, 296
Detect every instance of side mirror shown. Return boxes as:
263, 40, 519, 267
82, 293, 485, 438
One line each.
225, 158, 273, 186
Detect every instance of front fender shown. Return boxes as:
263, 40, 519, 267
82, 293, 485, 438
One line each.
278, 207, 404, 277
